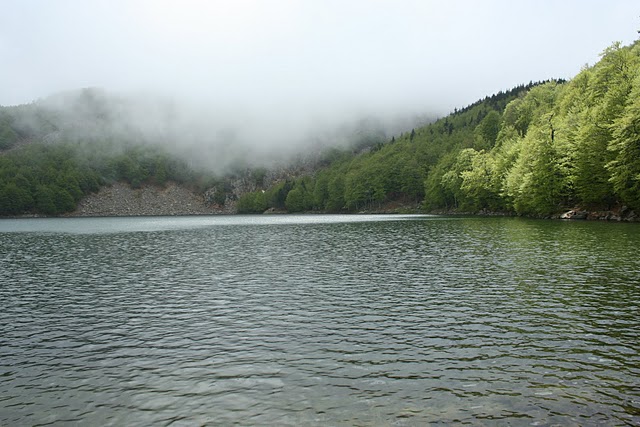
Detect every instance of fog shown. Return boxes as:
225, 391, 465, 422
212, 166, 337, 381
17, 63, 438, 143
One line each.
14, 87, 430, 172
1, 0, 638, 170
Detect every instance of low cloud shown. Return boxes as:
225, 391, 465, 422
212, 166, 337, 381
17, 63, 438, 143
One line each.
1, 0, 637, 171
16, 87, 430, 173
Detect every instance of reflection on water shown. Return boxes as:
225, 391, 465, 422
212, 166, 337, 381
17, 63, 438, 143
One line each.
1, 215, 639, 426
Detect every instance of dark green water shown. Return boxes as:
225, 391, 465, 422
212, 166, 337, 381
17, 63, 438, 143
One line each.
0, 215, 638, 426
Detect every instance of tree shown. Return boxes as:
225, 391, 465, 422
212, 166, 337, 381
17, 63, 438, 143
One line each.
608, 71, 640, 209
0, 183, 33, 215
285, 187, 305, 212
423, 152, 458, 210
266, 180, 293, 210
154, 157, 169, 186
326, 174, 345, 212
58, 172, 84, 202
474, 110, 501, 150
399, 159, 424, 204
35, 185, 57, 215
313, 172, 329, 210
236, 191, 268, 213
0, 122, 18, 150
460, 150, 502, 211
53, 186, 76, 213
253, 191, 267, 213
504, 114, 570, 215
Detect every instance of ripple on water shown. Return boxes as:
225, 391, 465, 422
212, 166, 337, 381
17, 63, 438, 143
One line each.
0, 215, 639, 426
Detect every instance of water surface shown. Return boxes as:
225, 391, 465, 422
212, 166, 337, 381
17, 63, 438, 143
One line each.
1, 215, 638, 426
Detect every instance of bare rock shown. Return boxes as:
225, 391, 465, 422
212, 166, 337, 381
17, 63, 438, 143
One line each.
560, 209, 588, 220
72, 182, 227, 217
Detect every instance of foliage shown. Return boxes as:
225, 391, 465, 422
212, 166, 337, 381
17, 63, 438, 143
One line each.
2, 41, 639, 217
236, 190, 268, 214
0, 139, 218, 216
248, 41, 640, 216
607, 69, 640, 209
0, 88, 233, 216
0, 111, 19, 150
0, 143, 101, 215
249, 79, 544, 213
424, 41, 640, 216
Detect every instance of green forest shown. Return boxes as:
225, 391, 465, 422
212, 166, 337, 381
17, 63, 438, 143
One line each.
1, 40, 639, 217
0, 142, 217, 215
0, 90, 226, 216
238, 41, 640, 216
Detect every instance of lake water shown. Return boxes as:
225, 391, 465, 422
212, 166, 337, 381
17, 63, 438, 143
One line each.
0, 215, 639, 426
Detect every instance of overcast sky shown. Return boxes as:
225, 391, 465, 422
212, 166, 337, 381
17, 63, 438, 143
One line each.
1, 0, 638, 120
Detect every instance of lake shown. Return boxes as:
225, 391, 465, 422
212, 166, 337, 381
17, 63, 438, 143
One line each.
0, 215, 638, 426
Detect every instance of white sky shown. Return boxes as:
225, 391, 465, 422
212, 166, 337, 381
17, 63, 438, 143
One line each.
0, 0, 638, 118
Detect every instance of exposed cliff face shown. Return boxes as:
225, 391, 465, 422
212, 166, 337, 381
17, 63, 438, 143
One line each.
72, 182, 232, 216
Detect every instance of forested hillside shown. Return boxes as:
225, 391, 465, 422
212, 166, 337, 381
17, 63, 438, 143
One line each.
0, 88, 392, 216
236, 82, 540, 213
1, 40, 639, 217
238, 40, 640, 216
0, 141, 220, 216
0, 90, 240, 216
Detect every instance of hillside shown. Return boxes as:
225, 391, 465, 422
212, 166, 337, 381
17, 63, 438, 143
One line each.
236, 81, 546, 214
1, 40, 639, 218
0, 89, 401, 216
238, 40, 640, 219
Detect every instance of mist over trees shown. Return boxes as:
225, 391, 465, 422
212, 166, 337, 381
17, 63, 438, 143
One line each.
236, 81, 539, 213
1, 40, 639, 217
0, 87, 427, 216
239, 40, 640, 216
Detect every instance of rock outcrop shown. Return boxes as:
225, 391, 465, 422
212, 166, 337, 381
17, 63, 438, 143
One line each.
560, 206, 638, 222
560, 209, 588, 220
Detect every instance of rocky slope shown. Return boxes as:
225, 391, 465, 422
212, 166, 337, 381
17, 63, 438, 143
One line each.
71, 182, 231, 216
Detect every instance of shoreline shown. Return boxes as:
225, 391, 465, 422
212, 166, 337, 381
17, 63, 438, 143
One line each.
1, 182, 638, 222
3, 208, 638, 222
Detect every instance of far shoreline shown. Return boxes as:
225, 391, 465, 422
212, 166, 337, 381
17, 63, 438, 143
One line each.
2, 207, 638, 222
